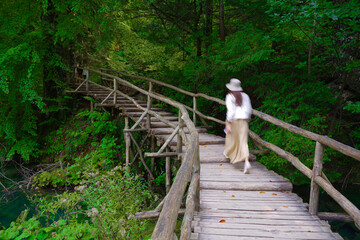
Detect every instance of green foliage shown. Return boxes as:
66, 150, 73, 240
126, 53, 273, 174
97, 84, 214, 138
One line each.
1, 167, 155, 239
0, 0, 124, 162
35, 109, 125, 188
344, 102, 360, 113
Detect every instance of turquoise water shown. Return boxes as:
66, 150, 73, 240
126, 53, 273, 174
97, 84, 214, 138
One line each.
0, 165, 36, 228
0, 190, 35, 228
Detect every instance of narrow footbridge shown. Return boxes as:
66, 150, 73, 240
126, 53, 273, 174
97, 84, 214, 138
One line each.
68, 67, 360, 239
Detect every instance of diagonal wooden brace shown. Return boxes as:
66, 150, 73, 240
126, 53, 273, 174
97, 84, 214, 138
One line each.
74, 79, 87, 92
100, 90, 115, 104
157, 125, 180, 155
131, 109, 149, 130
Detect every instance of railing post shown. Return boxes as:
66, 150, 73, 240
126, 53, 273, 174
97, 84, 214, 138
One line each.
194, 134, 200, 212
100, 69, 103, 85
166, 146, 171, 194
309, 141, 324, 215
177, 110, 183, 160
90, 101, 94, 124
193, 96, 197, 126
151, 135, 155, 173
147, 82, 153, 129
125, 115, 130, 166
113, 78, 118, 105
85, 73, 89, 93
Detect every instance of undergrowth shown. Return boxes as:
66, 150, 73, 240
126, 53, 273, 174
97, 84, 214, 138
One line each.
0, 108, 160, 239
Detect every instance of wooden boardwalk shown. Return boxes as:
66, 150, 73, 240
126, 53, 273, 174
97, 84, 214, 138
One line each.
72, 81, 343, 240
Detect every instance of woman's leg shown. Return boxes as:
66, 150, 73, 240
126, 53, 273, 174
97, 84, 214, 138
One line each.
243, 157, 251, 174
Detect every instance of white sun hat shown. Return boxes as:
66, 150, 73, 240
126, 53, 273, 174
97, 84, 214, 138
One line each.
226, 78, 243, 91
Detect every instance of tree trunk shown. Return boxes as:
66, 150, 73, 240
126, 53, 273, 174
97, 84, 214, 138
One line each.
219, 0, 225, 42
194, 0, 203, 57
205, 0, 213, 52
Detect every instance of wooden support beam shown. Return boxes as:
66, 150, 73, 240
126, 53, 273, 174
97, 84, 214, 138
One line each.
154, 197, 166, 212
177, 110, 183, 160
130, 109, 148, 130
315, 175, 360, 229
124, 115, 130, 166
180, 173, 199, 240
95, 103, 122, 107
131, 134, 150, 164
131, 209, 186, 220
74, 79, 87, 92
318, 212, 354, 222
144, 152, 178, 158
128, 132, 155, 180
100, 90, 115, 104
151, 135, 155, 174
113, 78, 118, 104
166, 146, 171, 194
193, 96, 196, 126
157, 126, 180, 155
147, 82, 153, 129
309, 142, 324, 215
123, 128, 148, 133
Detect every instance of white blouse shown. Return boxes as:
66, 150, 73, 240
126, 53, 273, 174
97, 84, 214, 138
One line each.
226, 93, 252, 122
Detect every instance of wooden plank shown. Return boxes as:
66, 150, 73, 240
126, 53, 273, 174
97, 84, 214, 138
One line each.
193, 221, 332, 232
160, 133, 225, 146
199, 189, 294, 197
144, 152, 178, 158
193, 233, 336, 240
193, 227, 339, 239
200, 202, 307, 212
127, 111, 174, 117
200, 181, 292, 191
152, 127, 207, 135
195, 210, 320, 219
200, 175, 289, 182
193, 217, 323, 226
200, 197, 301, 203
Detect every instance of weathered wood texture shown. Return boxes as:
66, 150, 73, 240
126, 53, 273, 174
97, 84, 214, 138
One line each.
309, 142, 324, 215
72, 75, 199, 239
71, 69, 350, 239
101, 68, 359, 161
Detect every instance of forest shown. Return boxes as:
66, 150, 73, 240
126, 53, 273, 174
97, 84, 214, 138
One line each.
0, 0, 360, 239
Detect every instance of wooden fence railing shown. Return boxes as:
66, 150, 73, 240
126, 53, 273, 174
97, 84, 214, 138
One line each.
72, 67, 360, 238
72, 68, 199, 239
98, 68, 360, 231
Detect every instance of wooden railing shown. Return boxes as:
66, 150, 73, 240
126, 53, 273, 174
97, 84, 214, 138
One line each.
98, 68, 360, 231
73, 67, 360, 238
73, 68, 199, 239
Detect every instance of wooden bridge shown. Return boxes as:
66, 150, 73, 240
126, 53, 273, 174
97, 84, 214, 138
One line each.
68, 67, 360, 239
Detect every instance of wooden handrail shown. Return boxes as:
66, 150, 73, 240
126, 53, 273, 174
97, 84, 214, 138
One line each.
85, 68, 199, 239
101, 68, 360, 161
94, 68, 360, 231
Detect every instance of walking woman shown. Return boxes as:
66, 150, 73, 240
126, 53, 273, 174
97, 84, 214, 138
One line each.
223, 78, 253, 173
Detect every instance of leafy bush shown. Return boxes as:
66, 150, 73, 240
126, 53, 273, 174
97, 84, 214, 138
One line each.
1, 167, 156, 240
35, 109, 125, 188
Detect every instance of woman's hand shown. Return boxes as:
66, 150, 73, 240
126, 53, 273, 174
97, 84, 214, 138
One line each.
225, 122, 231, 134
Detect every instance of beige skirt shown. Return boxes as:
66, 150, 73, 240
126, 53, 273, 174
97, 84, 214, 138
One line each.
224, 119, 249, 164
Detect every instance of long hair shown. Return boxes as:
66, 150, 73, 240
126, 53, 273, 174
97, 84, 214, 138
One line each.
229, 90, 243, 106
